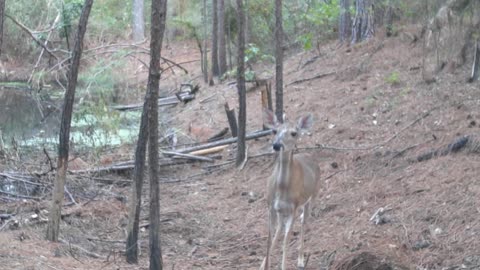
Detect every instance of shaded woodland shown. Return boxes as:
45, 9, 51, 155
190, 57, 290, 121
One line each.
1, 0, 480, 269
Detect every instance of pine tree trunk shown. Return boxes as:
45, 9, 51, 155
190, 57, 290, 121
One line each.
274, 0, 284, 123
339, 0, 351, 43
218, 0, 227, 76
133, 0, 145, 41
211, 0, 219, 76
46, 0, 93, 242
351, 0, 374, 44
0, 0, 5, 57
236, 0, 246, 166
148, 0, 168, 269
202, 0, 208, 83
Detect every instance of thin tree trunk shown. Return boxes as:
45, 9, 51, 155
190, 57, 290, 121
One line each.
218, 0, 227, 76
385, 0, 393, 37
46, 0, 93, 242
274, 0, 284, 123
236, 0, 246, 166
339, 0, 351, 43
133, 0, 145, 41
148, 0, 167, 268
211, 0, 219, 76
0, 0, 5, 57
126, 98, 148, 263
202, 0, 208, 83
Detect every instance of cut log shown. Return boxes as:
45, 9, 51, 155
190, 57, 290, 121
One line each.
189, 145, 228, 156
225, 102, 238, 137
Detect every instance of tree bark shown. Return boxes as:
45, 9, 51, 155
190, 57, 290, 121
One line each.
133, 0, 145, 41
0, 0, 5, 57
351, 0, 375, 44
236, 0, 246, 166
211, 0, 219, 76
46, 0, 93, 242
148, 0, 167, 268
339, 0, 351, 43
202, 0, 208, 83
218, 0, 227, 76
274, 0, 284, 123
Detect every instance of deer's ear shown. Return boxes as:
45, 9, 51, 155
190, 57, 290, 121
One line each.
263, 109, 279, 129
297, 114, 313, 131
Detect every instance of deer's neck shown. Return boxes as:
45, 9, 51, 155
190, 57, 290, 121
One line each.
275, 150, 294, 187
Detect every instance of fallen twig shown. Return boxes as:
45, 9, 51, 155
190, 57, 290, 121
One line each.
287, 71, 336, 86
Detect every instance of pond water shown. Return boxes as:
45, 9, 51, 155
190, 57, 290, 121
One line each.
0, 85, 140, 150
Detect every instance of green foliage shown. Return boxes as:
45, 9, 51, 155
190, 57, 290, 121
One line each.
296, 0, 340, 49
245, 43, 274, 64
385, 71, 400, 85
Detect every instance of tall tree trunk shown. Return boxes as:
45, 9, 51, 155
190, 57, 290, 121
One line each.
126, 99, 148, 263
274, 0, 284, 123
385, 0, 393, 37
202, 0, 208, 83
211, 0, 219, 76
236, 0, 246, 166
339, 0, 351, 43
351, 0, 375, 44
133, 0, 145, 41
218, 0, 227, 76
125, 0, 168, 265
0, 0, 5, 57
148, 0, 167, 268
46, 0, 93, 242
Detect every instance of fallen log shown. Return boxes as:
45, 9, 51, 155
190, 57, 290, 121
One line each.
162, 151, 214, 162
69, 130, 271, 174
207, 127, 229, 142
111, 96, 179, 111
189, 145, 228, 156
178, 129, 271, 154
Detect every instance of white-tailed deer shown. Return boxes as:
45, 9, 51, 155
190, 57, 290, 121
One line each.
259, 109, 321, 270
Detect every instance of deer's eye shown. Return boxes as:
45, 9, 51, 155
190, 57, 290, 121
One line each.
291, 131, 298, 137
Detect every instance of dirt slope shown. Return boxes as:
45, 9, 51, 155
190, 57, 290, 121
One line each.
2, 27, 480, 270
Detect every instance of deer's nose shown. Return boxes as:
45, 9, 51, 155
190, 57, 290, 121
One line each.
273, 143, 282, 151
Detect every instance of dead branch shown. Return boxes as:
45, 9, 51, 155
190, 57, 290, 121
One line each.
178, 129, 271, 154
162, 151, 215, 162
5, 14, 58, 60
287, 71, 336, 86
207, 127, 229, 142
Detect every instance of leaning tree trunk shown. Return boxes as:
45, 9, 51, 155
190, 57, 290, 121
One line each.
236, 0, 246, 167
148, 0, 168, 268
338, 0, 351, 43
46, 0, 93, 242
133, 0, 145, 41
0, 0, 5, 57
211, 0, 219, 76
351, 0, 375, 44
274, 0, 284, 123
218, 0, 227, 77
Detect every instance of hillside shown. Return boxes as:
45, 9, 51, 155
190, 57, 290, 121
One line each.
2, 26, 480, 270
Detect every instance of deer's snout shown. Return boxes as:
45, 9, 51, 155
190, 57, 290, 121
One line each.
273, 143, 283, 151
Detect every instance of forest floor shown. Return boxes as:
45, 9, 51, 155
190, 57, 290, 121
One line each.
2, 25, 480, 270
